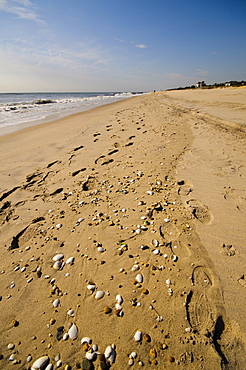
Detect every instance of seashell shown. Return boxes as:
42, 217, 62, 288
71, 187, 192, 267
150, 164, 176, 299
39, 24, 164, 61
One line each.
135, 229, 141, 234
172, 255, 178, 262
152, 239, 159, 247
68, 323, 78, 340
92, 344, 98, 352
66, 257, 74, 264
115, 303, 122, 311
150, 348, 157, 357
53, 299, 60, 308
104, 306, 112, 314
52, 254, 64, 262
129, 352, 137, 359
147, 191, 154, 195
86, 350, 97, 361
53, 261, 62, 270
104, 345, 113, 358
143, 333, 151, 342
56, 223, 62, 229
7, 343, 15, 350
87, 284, 96, 292
67, 309, 74, 317
128, 358, 134, 366
77, 218, 84, 223
9, 354, 15, 361
116, 294, 123, 304
45, 364, 53, 370
26, 355, 32, 363
166, 279, 171, 285
131, 264, 140, 271
135, 274, 143, 283
56, 360, 62, 368
108, 346, 116, 364
14, 266, 20, 271
31, 356, 49, 369
95, 290, 104, 300
63, 333, 69, 341
142, 289, 149, 295
134, 330, 142, 342
81, 337, 91, 344
55, 354, 60, 361
164, 218, 170, 223
97, 247, 105, 253
164, 254, 168, 258
153, 249, 160, 255
21, 267, 26, 272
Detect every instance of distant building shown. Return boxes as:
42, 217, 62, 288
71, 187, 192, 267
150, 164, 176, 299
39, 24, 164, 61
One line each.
195, 81, 206, 88
225, 82, 231, 86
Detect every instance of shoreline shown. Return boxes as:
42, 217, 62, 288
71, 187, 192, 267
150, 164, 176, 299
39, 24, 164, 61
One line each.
0, 90, 245, 369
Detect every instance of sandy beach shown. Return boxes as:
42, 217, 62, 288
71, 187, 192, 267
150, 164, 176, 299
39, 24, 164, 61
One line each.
0, 88, 245, 369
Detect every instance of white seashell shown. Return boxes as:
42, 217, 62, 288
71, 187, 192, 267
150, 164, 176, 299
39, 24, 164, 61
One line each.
9, 354, 15, 361
129, 358, 134, 366
21, 267, 26, 272
135, 274, 143, 283
172, 255, 178, 262
152, 239, 159, 247
134, 330, 142, 342
56, 360, 62, 368
115, 303, 122, 310
81, 337, 91, 344
56, 224, 62, 229
116, 294, 123, 304
153, 249, 160, 255
63, 333, 69, 341
52, 254, 64, 262
77, 218, 84, 223
141, 216, 147, 220
67, 309, 74, 317
95, 290, 104, 300
97, 247, 105, 253
166, 278, 171, 285
104, 345, 113, 358
135, 229, 141, 234
109, 348, 116, 364
86, 351, 97, 361
45, 364, 53, 370
14, 266, 20, 271
164, 254, 168, 258
68, 323, 78, 340
131, 264, 140, 271
87, 284, 96, 292
53, 298, 60, 308
53, 261, 62, 270
164, 218, 170, 223
31, 356, 49, 369
7, 343, 15, 350
66, 257, 74, 264
27, 278, 33, 283
92, 344, 98, 351
54, 354, 60, 361
147, 191, 154, 195
130, 352, 137, 359
26, 355, 32, 363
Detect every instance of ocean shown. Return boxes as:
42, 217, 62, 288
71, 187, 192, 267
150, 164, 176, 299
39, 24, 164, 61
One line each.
0, 91, 144, 136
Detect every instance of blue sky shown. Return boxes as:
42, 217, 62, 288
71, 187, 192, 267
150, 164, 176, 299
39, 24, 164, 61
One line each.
0, 0, 245, 92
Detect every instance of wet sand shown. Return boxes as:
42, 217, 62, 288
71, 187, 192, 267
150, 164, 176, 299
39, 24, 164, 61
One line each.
0, 88, 245, 369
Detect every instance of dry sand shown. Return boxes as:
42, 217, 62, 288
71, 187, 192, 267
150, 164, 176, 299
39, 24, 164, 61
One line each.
0, 88, 245, 369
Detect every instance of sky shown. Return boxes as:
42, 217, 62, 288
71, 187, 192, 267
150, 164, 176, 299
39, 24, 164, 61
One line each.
0, 0, 245, 92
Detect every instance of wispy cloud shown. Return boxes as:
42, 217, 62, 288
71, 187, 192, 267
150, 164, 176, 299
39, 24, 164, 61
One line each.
196, 69, 209, 76
0, 0, 44, 23
135, 43, 148, 49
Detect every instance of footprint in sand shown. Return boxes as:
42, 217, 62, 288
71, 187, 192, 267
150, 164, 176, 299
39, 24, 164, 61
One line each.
177, 180, 193, 196
187, 199, 213, 224
186, 266, 215, 334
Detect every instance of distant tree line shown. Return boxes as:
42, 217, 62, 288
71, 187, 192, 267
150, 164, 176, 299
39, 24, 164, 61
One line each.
167, 80, 246, 91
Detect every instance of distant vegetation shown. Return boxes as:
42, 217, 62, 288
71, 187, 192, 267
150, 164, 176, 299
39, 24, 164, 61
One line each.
35, 99, 54, 104
167, 80, 246, 91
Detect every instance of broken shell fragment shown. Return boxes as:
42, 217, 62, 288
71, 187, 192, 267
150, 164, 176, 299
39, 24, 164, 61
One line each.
53, 261, 62, 270
116, 294, 123, 304
129, 352, 137, 359
67, 309, 74, 317
134, 330, 142, 342
52, 299, 60, 308
68, 323, 78, 340
66, 257, 74, 264
87, 284, 96, 292
81, 337, 91, 345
